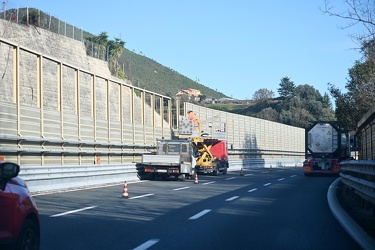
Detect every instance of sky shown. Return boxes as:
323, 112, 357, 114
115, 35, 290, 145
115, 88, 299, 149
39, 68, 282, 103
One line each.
13, 0, 366, 100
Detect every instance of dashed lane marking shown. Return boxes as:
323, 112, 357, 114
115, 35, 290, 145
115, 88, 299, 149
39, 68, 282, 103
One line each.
225, 196, 239, 201
173, 187, 190, 191
244, 173, 253, 176
202, 181, 216, 185
248, 188, 257, 193
277, 178, 285, 181
50, 206, 97, 217
129, 194, 155, 200
133, 239, 160, 250
189, 209, 212, 220
263, 183, 272, 186
225, 177, 236, 180
290, 175, 297, 177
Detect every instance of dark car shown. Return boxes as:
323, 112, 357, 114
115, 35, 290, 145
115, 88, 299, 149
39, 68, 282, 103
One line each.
0, 162, 40, 250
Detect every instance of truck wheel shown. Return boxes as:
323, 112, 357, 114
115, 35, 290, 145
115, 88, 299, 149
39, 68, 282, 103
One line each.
179, 174, 186, 181
213, 169, 219, 176
223, 167, 227, 174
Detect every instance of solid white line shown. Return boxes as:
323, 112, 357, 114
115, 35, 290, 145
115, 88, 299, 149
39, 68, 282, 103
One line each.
133, 239, 160, 250
290, 175, 297, 177
50, 206, 97, 217
225, 177, 236, 180
263, 183, 271, 186
225, 196, 239, 201
173, 187, 190, 191
278, 178, 285, 181
189, 209, 211, 220
244, 173, 253, 176
248, 188, 257, 193
202, 181, 216, 185
129, 193, 155, 200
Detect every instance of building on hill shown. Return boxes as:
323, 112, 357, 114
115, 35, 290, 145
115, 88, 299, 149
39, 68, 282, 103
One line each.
176, 88, 202, 102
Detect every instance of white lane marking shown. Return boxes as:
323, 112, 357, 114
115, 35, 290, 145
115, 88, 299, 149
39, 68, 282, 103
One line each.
129, 194, 155, 200
202, 181, 216, 185
263, 183, 272, 186
225, 196, 239, 201
189, 209, 211, 220
50, 206, 97, 217
248, 188, 257, 193
173, 187, 190, 191
290, 175, 297, 177
277, 170, 284, 172
133, 239, 159, 250
278, 178, 285, 181
244, 173, 253, 176
225, 177, 236, 180
261, 171, 269, 174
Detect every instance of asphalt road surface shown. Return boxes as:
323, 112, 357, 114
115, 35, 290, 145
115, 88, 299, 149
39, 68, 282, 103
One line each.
33, 168, 361, 250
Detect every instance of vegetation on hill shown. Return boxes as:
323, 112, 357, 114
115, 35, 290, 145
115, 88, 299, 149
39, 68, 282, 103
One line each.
207, 77, 335, 129
83, 34, 335, 129
118, 49, 227, 99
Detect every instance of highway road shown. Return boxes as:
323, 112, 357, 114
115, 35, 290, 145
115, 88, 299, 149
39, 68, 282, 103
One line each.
33, 168, 361, 250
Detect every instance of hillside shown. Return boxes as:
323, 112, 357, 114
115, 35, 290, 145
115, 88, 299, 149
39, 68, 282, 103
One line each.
1, 7, 226, 100
118, 49, 227, 99
3, 7, 333, 129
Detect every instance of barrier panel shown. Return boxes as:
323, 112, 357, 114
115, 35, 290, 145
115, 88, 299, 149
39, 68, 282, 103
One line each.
340, 160, 375, 205
347, 103, 375, 213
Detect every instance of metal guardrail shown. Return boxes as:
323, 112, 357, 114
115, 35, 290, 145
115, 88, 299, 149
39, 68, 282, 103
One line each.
21, 163, 140, 194
340, 160, 375, 205
0, 135, 154, 155
23, 158, 303, 194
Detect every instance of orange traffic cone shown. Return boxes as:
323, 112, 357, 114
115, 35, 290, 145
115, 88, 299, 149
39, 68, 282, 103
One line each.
194, 173, 199, 184
122, 181, 129, 198
240, 167, 244, 176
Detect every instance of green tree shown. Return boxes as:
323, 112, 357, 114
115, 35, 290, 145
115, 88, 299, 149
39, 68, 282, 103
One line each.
85, 32, 126, 79
22, 8, 40, 25
329, 59, 375, 130
322, 93, 332, 109
277, 77, 295, 98
256, 107, 279, 122
328, 83, 357, 130
295, 84, 322, 101
252, 88, 274, 101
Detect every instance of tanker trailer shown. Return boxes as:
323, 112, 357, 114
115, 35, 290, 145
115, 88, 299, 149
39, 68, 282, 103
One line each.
303, 121, 351, 176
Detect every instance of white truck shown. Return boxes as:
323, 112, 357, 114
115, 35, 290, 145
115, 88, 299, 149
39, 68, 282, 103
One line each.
138, 139, 197, 181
